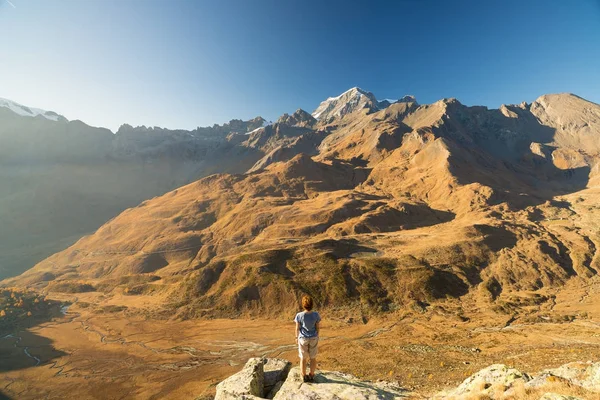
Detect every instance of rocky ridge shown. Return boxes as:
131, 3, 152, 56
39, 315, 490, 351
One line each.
3, 89, 600, 325
0, 105, 285, 279
0, 97, 66, 122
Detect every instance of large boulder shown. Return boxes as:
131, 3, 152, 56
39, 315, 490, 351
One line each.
215, 358, 291, 400
435, 361, 600, 399
273, 366, 409, 400
215, 358, 265, 400
434, 364, 530, 399
535, 361, 600, 393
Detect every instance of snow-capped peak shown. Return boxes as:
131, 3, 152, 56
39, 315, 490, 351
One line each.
312, 88, 419, 122
0, 97, 64, 122
323, 87, 369, 102
312, 87, 379, 121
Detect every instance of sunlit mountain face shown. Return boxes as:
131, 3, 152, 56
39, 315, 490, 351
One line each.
1, 1, 600, 398
5, 89, 600, 318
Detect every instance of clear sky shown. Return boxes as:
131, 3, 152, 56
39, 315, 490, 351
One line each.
0, 0, 599, 132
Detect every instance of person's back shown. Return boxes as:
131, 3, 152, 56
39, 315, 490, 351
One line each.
295, 310, 320, 338
294, 295, 321, 382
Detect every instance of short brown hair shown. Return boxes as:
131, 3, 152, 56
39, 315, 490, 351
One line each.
301, 295, 313, 311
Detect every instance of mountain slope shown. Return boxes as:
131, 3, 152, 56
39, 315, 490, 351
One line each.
5, 90, 600, 321
0, 100, 286, 279
0, 98, 66, 122
312, 87, 379, 122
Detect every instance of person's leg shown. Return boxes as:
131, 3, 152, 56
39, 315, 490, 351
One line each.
301, 357, 308, 376
310, 358, 317, 376
299, 338, 309, 378
309, 337, 319, 377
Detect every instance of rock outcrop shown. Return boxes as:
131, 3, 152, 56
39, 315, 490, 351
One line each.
434, 364, 531, 399
216, 359, 600, 400
264, 358, 293, 398
215, 358, 409, 400
215, 358, 266, 399
276, 109, 317, 128
527, 361, 600, 394
434, 361, 600, 399
273, 367, 409, 399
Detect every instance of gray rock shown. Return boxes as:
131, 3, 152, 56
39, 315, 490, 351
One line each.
266, 381, 284, 399
435, 361, 600, 399
525, 372, 570, 391
435, 364, 531, 399
263, 358, 292, 394
273, 366, 409, 399
214, 357, 600, 400
215, 357, 265, 400
539, 361, 600, 393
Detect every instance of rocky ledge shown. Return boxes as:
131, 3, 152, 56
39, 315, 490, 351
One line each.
214, 358, 600, 400
214, 357, 409, 399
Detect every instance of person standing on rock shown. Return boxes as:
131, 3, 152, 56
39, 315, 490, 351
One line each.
294, 294, 321, 383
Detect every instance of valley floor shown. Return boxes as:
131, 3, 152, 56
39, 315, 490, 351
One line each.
2, 278, 600, 399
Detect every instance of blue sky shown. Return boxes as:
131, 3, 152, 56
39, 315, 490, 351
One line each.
0, 0, 599, 131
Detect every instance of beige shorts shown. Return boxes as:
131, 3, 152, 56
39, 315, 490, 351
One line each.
298, 336, 319, 359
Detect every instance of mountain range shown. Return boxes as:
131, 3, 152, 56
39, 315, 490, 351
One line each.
2, 88, 600, 320
0, 100, 269, 279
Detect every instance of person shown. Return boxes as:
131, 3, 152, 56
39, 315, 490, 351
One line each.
294, 294, 321, 383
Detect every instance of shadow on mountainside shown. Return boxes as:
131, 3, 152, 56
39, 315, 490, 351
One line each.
0, 111, 267, 281
0, 292, 68, 373
311, 238, 380, 258
0, 330, 66, 373
474, 224, 518, 252
442, 106, 591, 211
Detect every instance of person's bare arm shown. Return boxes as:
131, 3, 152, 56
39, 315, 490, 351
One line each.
315, 321, 320, 337
295, 321, 300, 341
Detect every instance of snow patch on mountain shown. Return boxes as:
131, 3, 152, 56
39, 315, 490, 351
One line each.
0, 97, 64, 122
399, 95, 417, 103
245, 127, 263, 135
312, 88, 417, 121
312, 87, 377, 121
246, 120, 272, 135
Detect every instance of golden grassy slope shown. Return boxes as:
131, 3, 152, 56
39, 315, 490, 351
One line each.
3, 94, 600, 325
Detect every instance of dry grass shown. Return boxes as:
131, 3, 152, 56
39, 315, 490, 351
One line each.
444, 379, 600, 400
511, 381, 599, 400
